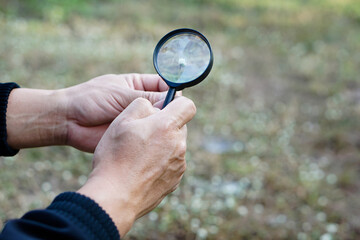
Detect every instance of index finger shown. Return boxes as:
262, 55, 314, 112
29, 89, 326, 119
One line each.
133, 74, 169, 92
155, 96, 197, 129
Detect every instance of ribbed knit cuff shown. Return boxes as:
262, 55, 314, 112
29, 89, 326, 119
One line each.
0, 82, 20, 156
47, 192, 120, 240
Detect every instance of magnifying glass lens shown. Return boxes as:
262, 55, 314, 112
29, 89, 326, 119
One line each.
156, 33, 211, 83
153, 29, 213, 108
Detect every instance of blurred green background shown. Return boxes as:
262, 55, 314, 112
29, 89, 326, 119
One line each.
1, 0, 360, 239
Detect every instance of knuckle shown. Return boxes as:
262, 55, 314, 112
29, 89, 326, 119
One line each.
130, 73, 141, 79
103, 74, 118, 80
170, 182, 180, 193
183, 98, 197, 116
178, 140, 187, 156
126, 73, 142, 83
180, 161, 187, 174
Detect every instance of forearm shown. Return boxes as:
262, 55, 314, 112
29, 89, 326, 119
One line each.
6, 88, 68, 149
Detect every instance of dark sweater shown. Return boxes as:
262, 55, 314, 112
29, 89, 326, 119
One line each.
0, 83, 120, 240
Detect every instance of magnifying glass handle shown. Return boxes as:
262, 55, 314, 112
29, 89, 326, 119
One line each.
162, 87, 176, 109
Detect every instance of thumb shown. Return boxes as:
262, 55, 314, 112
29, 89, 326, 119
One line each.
152, 96, 197, 129
115, 98, 157, 123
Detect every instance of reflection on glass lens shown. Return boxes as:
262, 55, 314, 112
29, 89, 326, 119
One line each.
156, 33, 211, 83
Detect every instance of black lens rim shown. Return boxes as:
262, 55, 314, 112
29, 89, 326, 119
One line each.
153, 28, 213, 91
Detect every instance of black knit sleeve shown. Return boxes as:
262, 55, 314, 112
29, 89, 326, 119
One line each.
0, 192, 120, 240
0, 82, 20, 156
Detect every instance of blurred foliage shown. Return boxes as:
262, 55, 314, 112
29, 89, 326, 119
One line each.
2, 0, 360, 22
0, 0, 102, 21
1, 0, 360, 239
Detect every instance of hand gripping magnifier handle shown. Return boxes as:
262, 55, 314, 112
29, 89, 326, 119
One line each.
162, 87, 176, 109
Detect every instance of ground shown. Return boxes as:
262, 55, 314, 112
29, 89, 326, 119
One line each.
0, 0, 360, 239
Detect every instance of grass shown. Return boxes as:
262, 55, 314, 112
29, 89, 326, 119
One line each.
0, 0, 360, 239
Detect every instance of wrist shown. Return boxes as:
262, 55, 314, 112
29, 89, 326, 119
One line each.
77, 173, 137, 237
48, 192, 120, 240
6, 88, 68, 149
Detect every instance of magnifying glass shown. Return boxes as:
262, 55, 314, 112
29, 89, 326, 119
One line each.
153, 28, 213, 109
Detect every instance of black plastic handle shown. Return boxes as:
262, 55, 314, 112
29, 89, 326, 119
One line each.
162, 87, 176, 109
